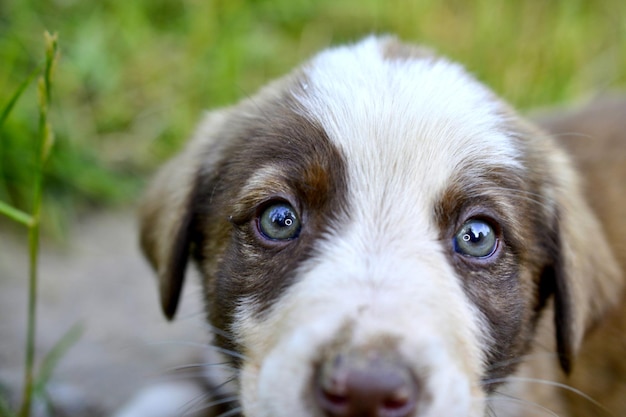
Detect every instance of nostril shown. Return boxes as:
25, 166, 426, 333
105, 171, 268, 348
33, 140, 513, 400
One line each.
322, 390, 349, 406
381, 388, 412, 412
318, 388, 350, 414
315, 351, 419, 417
316, 364, 350, 415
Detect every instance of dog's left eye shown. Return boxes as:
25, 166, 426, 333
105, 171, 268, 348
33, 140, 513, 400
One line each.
453, 219, 498, 258
258, 202, 301, 241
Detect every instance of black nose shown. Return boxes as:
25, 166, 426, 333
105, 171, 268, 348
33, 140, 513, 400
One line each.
315, 351, 419, 417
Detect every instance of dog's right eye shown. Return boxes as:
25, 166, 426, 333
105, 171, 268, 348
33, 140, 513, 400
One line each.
453, 218, 498, 258
257, 202, 301, 241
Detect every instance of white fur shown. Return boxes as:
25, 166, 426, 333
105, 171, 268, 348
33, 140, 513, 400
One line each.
231, 37, 527, 417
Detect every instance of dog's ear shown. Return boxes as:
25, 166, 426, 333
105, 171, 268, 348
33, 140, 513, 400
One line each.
543, 138, 622, 374
139, 110, 230, 319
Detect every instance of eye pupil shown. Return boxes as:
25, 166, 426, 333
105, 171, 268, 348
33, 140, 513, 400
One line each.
259, 202, 301, 241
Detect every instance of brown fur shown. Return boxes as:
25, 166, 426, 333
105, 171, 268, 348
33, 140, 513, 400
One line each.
536, 96, 626, 416
435, 168, 550, 382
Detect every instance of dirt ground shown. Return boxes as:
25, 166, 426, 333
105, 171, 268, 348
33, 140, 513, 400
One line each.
0, 209, 207, 416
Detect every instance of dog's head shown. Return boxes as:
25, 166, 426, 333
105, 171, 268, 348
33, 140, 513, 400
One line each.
139, 37, 621, 417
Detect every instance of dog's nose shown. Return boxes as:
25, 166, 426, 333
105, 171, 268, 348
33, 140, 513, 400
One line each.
315, 351, 419, 417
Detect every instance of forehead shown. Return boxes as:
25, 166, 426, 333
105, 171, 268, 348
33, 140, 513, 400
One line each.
294, 38, 523, 214
221, 38, 529, 245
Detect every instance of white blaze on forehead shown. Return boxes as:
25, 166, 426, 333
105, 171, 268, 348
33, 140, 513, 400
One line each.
297, 37, 522, 232
288, 36, 518, 355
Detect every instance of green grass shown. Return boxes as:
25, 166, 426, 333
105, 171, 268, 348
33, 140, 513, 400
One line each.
1, 0, 625, 228
0, 31, 83, 417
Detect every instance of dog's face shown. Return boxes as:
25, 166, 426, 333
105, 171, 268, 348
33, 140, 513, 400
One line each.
139, 37, 621, 417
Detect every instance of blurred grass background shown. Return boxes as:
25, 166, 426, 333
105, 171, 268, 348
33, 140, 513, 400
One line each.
1, 0, 625, 235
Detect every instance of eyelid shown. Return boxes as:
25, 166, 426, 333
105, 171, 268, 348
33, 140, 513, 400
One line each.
455, 205, 503, 234
229, 192, 298, 226
254, 194, 301, 219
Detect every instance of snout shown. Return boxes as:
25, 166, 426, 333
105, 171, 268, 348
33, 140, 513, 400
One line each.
247, 315, 481, 417
315, 348, 420, 417
242, 259, 485, 417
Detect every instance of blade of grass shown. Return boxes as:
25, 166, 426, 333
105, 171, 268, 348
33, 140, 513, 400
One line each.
0, 66, 41, 130
18, 31, 58, 417
26, 324, 83, 415
34, 323, 83, 394
0, 201, 34, 227
0, 62, 42, 206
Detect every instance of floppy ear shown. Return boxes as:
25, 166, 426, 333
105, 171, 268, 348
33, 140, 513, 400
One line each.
543, 140, 622, 374
139, 110, 230, 319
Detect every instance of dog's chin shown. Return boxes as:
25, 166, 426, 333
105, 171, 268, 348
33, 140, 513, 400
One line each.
234, 254, 488, 417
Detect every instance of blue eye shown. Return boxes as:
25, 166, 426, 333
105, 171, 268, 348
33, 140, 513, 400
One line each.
258, 202, 301, 241
454, 219, 497, 258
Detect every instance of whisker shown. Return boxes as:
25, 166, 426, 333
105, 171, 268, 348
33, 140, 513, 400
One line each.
485, 352, 558, 373
173, 374, 240, 417
147, 340, 248, 361
165, 361, 235, 374
484, 401, 498, 417
152, 371, 237, 385
179, 391, 215, 416
211, 376, 239, 393
152, 371, 223, 383
156, 363, 250, 386
215, 406, 243, 417
201, 323, 239, 343
484, 377, 614, 416
181, 395, 239, 417
485, 393, 560, 417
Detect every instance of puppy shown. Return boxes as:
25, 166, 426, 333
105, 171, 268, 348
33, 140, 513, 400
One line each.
137, 36, 625, 417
